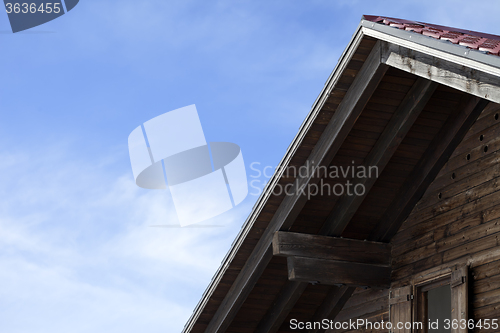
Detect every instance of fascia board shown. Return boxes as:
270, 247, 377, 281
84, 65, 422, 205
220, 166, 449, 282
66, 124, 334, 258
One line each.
360, 20, 500, 77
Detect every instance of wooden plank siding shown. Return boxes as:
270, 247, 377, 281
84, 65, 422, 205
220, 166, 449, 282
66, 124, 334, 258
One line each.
390, 103, 500, 332
267, 99, 499, 333
307, 103, 500, 333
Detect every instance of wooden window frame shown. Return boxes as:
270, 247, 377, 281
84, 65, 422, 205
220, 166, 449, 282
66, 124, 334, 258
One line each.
391, 265, 468, 333
414, 274, 451, 333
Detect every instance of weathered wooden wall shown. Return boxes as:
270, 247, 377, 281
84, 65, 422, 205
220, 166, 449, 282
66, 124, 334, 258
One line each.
392, 102, 500, 332
327, 102, 500, 333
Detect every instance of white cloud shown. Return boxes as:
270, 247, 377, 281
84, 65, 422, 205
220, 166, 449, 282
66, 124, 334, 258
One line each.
0, 143, 251, 333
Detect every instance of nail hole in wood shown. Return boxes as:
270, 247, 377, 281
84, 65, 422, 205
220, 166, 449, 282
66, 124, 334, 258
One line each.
466, 153, 471, 160
451, 173, 456, 180
484, 146, 489, 153
438, 193, 442, 199
480, 135, 484, 141
495, 113, 499, 120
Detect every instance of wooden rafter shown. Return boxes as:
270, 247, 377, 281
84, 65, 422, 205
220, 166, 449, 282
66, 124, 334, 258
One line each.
243, 41, 389, 333
254, 281, 308, 333
254, 52, 437, 332
320, 77, 438, 236
306, 286, 355, 333
370, 95, 489, 242
258, 76, 438, 332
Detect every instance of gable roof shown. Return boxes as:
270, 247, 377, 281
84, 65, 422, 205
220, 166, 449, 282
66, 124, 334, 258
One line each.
182, 16, 500, 333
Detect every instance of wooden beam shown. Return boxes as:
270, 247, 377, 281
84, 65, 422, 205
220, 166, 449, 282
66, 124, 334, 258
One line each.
273, 231, 391, 265
240, 42, 388, 333
370, 95, 489, 242
285, 77, 436, 332
306, 286, 355, 333
287, 256, 391, 288
380, 41, 500, 104
320, 77, 438, 236
254, 281, 308, 333
254, 45, 446, 333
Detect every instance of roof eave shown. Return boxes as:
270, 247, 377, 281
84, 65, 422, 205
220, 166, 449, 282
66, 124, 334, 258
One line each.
360, 19, 500, 77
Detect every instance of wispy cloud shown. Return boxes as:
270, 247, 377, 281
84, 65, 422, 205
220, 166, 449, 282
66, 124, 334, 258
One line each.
0, 142, 251, 333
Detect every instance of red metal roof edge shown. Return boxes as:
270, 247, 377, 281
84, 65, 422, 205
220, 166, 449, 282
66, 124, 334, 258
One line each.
363, 15, 500, 56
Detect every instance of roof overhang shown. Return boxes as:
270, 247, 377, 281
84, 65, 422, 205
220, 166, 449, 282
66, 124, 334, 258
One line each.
182, 16, 500, 333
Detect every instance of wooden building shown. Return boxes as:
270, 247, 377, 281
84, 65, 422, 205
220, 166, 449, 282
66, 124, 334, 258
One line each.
182, 16, 500, 333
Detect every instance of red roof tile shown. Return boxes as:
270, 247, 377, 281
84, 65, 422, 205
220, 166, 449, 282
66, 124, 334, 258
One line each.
363, 15, 500, 56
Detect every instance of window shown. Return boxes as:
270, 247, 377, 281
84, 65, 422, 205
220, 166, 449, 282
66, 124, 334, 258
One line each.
389, 266, 468, 333
416, 278, 451, 332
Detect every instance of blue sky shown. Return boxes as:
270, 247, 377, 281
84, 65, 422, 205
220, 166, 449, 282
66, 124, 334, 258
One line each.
1, 1, 500, 332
